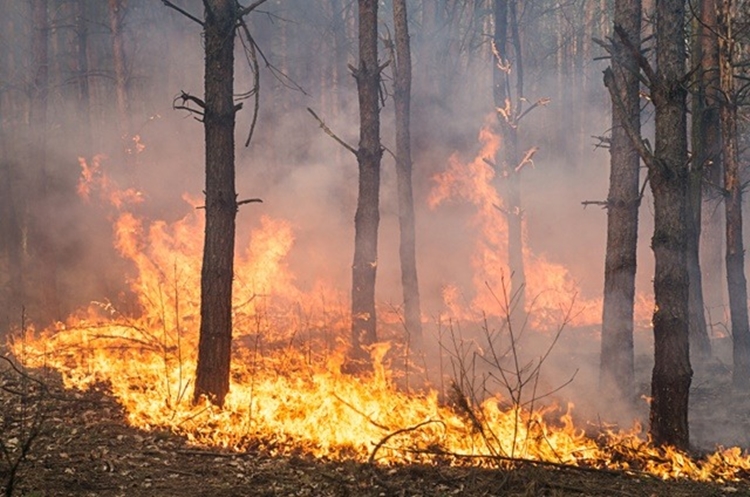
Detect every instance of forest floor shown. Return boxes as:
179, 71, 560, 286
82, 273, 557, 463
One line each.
2, 360, 750, 497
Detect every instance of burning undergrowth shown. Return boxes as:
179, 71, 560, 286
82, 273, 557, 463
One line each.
7, 132, 750, 484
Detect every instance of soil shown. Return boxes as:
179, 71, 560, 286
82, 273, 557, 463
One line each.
2, 362, 750, 497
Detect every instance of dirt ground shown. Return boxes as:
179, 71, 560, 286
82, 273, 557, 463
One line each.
2, 362, 750, 497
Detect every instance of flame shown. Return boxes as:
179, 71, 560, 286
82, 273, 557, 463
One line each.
428, 120, 655, 331
10, 152, 750, 482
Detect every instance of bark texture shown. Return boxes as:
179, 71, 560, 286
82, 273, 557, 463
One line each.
393, 0, 423, 348
648, 0, 692, 450
193, 0, 238, 407
350, 0, 382, 364
600, 0, 641, 407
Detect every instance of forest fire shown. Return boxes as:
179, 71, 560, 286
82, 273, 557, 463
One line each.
428, 121, 653, 330
7, 148, 749, 484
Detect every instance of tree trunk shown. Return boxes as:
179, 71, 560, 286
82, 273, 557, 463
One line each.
392, 0, 423, 349
648, 0, 692, 450
193, 0, 238, 407
108, 0, 132, 147
349, 0, 382, 365
600, 0, 641, 409
686, 0, 715, 365
29, 0, 59, 324
493, 0, 526, 319
75, 0, 92, 156
717, 0, 750, 392
695, 0, 724, 350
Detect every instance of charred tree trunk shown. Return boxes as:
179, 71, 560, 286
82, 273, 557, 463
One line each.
717, 0, 750, 392
193, 0, 238, 407
600, 0, 641, 408
648, 0, 692, 449
29, 0, 59, 324
392, 0, 423, 349
493, 0, 526, 319
349, 0, 382, 365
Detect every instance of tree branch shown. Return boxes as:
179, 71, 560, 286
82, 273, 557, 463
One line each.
238, 0, 270, 18
603, 67, 657, 172
161, 0, 204, 26
306, 107, 357, 156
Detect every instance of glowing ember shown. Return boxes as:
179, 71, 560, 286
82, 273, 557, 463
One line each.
9, 153, 750, 483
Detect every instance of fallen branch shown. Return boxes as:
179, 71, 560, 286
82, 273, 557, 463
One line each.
368, 419, 444, 464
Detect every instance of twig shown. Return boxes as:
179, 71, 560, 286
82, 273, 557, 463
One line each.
581, 200, 609, 209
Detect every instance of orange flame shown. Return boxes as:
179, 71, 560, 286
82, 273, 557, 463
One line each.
10, 152, 749, 482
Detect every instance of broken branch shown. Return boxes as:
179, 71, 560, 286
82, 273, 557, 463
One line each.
306, 107, 357, 156
161, 0, 204, 26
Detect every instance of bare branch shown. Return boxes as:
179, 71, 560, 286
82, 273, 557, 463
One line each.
603, 67, 657, 172
306, 107, 357, 156
237, 18, 261, 147
581, 200, 609, 209
614, 24, 656, 87
237, 0, 270, 18
161, 0, 204, 26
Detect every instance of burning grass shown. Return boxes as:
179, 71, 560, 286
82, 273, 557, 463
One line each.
7, 138, 750, 486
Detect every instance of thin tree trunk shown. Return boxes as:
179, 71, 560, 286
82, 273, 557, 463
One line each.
695, 0, 724, 345
493, 0, 526, 319
193, 0, 238, 407
686, 0, 714, 365
717, 0, 750, 391
108, 0, 132, 145
600, 0, 641, 409
349, 0, 382, 365
29, 0, 59, 324
648, 0, 692, 450
393, 0, 423, 349
75, 0, 92, 156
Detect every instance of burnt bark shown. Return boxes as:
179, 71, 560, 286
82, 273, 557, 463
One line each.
392, 0, 423, 349
493, 0, 526, 319
717, 0, 750, 392
349, 0, 382, 365
600, 0, 641, 408
193, 0, 238, 407
648, 0, 692, 450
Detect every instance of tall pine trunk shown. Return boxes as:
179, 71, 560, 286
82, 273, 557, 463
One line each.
193, 0, 238, 406
393, 0, 422, 349
648, 0, 692, 449
349, 0, 382, 365
686, 0, 714, 365
493, 0, 526, 319
108, 0, 131, 147
600, 0, 641, 409
29, 0, 59, 324
717, 0, 750, 391
697, 0, 725, 340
